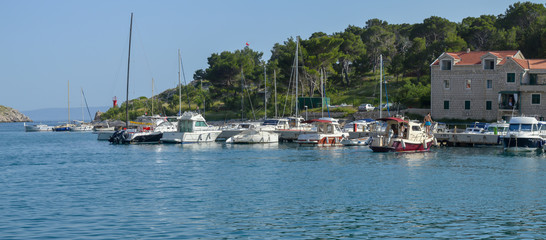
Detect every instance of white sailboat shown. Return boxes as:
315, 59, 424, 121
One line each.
70, 88, 93, 131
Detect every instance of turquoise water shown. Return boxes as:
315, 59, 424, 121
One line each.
1, 122, 546, 239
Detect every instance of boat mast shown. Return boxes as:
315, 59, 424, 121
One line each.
264, 64, 267, 119
379, 54, 383, 118
68, 80, 70, 123
295, 37, 299, 118
81, 88, 92, 121
274, 69, 277, 118
178, 49, 182, 116
151, 78, 154, 115
241, 67, 244, 121
125, 13, 133, 128
80, 87, 84, 122
179, 52, 191, 110
321, 68, 324, 118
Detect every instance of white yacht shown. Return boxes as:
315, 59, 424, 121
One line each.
216, 122, 261, 141
502, 116, 546, 152
226, 128, 279, 144
161, 112, 220, 143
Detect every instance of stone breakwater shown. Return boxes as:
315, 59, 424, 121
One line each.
0, 105, 32, 122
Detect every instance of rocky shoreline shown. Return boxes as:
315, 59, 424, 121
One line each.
0, 105, 32, 122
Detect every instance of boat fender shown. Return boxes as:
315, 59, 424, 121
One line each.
433, 137, 438, 146
401, 139, 406, 149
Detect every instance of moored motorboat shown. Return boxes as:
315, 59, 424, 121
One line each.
52, 123, 75, 132
24, 123, 53, 132
161, 112, 220, 143
69, 121, 93, 131
216, 122, 261, 141
109, 115, 177, 144
295, 118, 348, 146
369, 117, 436, 152
226, 127, 279, 144
501, 116, 546, 152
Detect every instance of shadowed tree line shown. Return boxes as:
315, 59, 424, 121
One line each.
103, 2, 546, 121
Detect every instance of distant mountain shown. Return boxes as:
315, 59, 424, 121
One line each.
21, 106, 110, 122
0, 105, 32, 122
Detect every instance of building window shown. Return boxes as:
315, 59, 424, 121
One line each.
444, 80, 450, 89
532, 94, 541, 105
486, 80, 492, 89
530, 74, 538, 85
466, 79, 471, 89
484, 59, 495, 69
444, 101, 449, 110
486, 101, 492, 110
441, 60, 452, 70
465, 101, 471, 110
507, 73, 515, 83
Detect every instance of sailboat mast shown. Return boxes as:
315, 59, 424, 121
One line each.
321, 68, 324, 118
241, 67, 244, 121
264, 64, 267, 119
379, 54, 383, 119
81, 87, 84, 122
151, 78, 154, 116
295, 37, 299, 117
274, 69, 277, 118
125, 13, 133, 128
81, 88, 92, 121
68, 80, 70, 123
178, 49, 182, 115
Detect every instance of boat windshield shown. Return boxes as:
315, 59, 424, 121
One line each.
195, 121, 208, 127
509, 124, 520, 131
262, 120, 279, 125
520, 124, 533, 132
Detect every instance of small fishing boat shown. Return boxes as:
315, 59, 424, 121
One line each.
161, 112, 220, 143
226, 127, 279, 144
109, 115, 177, 144
369, 117, 436, 152
216, 122, 261, 141
52, 123, 75, 132
24, 123, 53, 132
502, 116, 546, 152
295, 118, 348, 146
69, 120, 93, 131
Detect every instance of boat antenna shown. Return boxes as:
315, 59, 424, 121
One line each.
125, 13, 133, 128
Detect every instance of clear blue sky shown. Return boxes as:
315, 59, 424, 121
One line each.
0, 0, 536, 111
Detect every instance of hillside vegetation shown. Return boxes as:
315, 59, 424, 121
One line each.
102, 2, 546, 121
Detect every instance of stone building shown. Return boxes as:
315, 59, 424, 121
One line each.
430, 50, 546, 121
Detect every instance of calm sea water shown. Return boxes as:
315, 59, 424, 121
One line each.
1, 122, 546, 239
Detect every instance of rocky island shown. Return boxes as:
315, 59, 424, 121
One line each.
0, 105, 32, 122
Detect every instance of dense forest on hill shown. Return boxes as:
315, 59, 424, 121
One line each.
102, 1, 546, 121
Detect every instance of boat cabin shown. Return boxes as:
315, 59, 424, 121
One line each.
177, 112, 211, 133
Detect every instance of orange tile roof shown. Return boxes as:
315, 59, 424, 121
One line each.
528, 59, 546, 69
432, 50, 519, 65
512, 58, 530, 69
